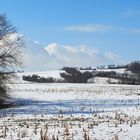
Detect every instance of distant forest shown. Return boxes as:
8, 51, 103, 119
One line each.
22, 61, 140, 85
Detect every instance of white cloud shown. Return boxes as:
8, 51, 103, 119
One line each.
45, 43, 59, 56
1, 34, 127, 71
34, 40, 40, 44
8, 36, 125, 71
65, 24, 114, 32
22, 37, 51, 71
44, 43, 125, 70
65, 24, 140, 33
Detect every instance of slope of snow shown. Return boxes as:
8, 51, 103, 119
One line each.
97, 68, 126, 73
1, 70, 140, 139
11, 71, 63, 84
93, 77, 119, 84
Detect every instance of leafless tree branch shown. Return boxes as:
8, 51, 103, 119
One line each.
0, 14, 23, 98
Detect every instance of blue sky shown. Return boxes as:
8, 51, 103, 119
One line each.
0, 0, 140, 70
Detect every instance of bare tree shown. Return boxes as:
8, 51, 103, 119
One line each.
0, 14, 23, 99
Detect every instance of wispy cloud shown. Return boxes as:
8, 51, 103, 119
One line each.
65, 24, 140, 33
65, 24, 114, 32
125, 10, 140, 16
119, 28, 140, 33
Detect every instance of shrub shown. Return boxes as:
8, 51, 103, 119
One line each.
60, 67, 93, 83
23, 74, 56, 83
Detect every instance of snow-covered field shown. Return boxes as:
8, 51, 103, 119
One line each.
0, 71, 140, 140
